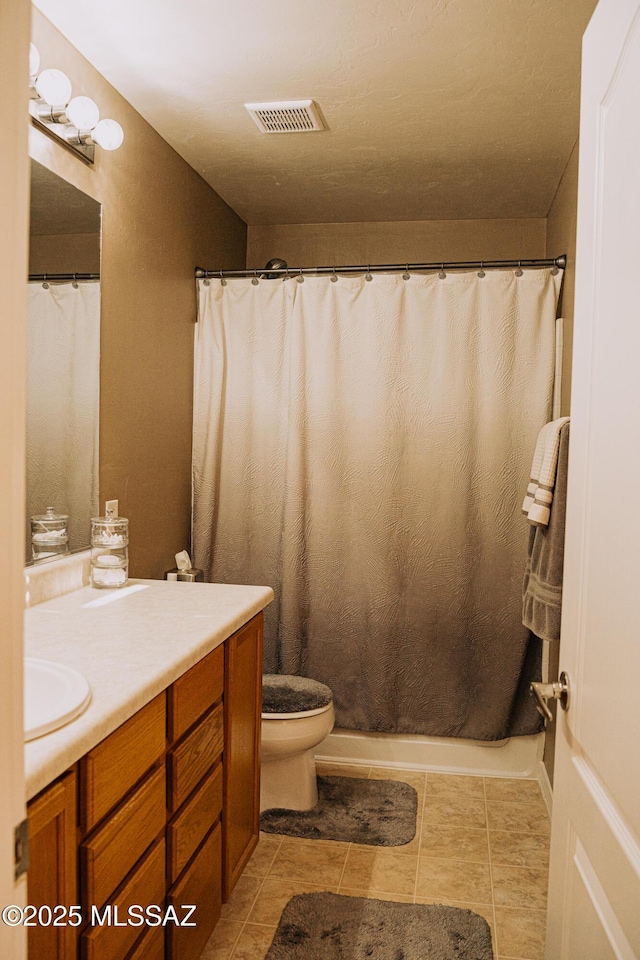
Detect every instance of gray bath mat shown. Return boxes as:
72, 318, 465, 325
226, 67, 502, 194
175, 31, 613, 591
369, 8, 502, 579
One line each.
265, 892, 493, 960
260, 775, 417, 846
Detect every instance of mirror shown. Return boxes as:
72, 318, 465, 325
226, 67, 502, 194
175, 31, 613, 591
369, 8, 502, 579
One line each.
26, 160, 101, 563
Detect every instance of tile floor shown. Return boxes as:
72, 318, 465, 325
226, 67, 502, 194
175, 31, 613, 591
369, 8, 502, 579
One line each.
200, 763, 550, 960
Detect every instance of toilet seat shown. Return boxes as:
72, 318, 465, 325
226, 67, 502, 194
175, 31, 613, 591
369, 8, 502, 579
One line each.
261, 701, 334, 721
262, 674, 333, 715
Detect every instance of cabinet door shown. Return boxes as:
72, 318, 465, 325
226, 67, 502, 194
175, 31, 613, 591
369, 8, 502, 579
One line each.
223, 613, 263, 900
80, 764, 166, 911
80, 693, 166, 834
167, 761, 223, 884
125, 925, 164, 960
81, 838, 166, 960
167, 823, 222, 960
27, 769, 77, 960
167, 703, 223, 813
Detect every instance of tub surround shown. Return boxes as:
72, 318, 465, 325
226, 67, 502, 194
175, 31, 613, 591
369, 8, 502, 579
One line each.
24, 578, 274, 799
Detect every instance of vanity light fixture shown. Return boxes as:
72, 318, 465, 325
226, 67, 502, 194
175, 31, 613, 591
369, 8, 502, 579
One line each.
28, 43, 124, 163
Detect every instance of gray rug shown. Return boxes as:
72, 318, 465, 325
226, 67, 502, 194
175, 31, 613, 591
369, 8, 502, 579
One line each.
265, 892, 494, 960
260, 776, 417, 846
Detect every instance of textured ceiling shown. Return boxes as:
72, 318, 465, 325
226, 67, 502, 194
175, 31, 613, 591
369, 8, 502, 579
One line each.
33, 0, 598, 225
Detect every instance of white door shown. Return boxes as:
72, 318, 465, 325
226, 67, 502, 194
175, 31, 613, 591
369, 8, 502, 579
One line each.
546, 1, 640, 957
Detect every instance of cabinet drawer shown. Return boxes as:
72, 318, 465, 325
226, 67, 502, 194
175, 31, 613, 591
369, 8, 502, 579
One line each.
168, 644, 224, 742
168, 702, 223, 812
168, 760, 223, 884
80, 693, 166, 833
81, 764, 166, 910
81, 837, 166, 960
125, 925, 165, 960
167, 823, 222, 960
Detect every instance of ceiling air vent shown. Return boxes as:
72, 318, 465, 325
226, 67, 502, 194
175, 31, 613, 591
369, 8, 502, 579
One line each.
245, 100, 325, 134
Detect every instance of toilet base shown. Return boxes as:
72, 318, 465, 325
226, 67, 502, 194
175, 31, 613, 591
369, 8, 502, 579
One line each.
260, 748, 319, 812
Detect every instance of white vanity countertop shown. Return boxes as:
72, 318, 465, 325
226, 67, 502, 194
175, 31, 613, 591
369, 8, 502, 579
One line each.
24, 578, 274, 800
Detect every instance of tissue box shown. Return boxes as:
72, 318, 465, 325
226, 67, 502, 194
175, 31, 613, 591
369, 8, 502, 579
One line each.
164, 568, 204, 582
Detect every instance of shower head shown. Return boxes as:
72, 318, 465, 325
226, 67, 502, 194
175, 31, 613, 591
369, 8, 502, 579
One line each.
262, 258, 288, 279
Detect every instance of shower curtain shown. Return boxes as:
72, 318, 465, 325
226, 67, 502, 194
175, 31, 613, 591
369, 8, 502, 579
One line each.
193, 269, 561, 740
26, 281, 100, 553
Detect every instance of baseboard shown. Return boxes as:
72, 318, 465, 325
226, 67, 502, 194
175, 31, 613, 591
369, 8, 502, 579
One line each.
538, 758, 553, 816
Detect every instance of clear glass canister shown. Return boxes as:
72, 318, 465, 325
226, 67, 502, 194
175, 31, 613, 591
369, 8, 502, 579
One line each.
31, 506, 69, 562
90, 516, 129, 588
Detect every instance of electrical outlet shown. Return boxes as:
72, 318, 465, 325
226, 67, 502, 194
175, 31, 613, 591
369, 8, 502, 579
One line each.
105, 499, 118, 518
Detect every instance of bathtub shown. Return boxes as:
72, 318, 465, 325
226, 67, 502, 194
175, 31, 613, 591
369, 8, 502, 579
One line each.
316, 727, 544, 779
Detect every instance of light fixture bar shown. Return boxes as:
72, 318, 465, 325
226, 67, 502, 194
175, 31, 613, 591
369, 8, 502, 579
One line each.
30, 114, 96, 164
28, 44, 123, 163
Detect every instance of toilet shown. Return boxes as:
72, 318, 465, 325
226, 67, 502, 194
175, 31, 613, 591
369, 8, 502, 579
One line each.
260, 674, 335, 812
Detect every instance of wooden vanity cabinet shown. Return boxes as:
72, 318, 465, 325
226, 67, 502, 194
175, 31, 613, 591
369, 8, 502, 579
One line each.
26, 612, 264, 960
223, 614, 263, 899
79, 693, 167, 960
82, 838, 166, 960
166, 643, 225, 960
27, 769, 78, 960
79, 693, 166, 835
126, 925, 165, 960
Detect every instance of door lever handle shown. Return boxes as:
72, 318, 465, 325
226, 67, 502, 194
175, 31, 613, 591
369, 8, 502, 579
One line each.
530, 671, 570, 722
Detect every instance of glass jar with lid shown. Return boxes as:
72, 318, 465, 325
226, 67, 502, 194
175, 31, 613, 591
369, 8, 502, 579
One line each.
90, 516, 129, 588
31, 507, 69, 562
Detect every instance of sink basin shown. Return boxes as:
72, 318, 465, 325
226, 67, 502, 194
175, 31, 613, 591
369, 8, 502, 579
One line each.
24, 658, 91, 742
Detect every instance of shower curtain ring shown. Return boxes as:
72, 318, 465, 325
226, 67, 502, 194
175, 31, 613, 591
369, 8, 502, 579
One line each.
477, 261, 485, 278
365, 265, 372, 281
72, 272, 79, 288
43, 273, 49, 289
218, 270, 225, 286
403, 264, 410, 280
438, 263, 446, 279
331, 267, 338, 283
515, 260, 523, 277
297, 269, 304, 283
252, 269, 259, 285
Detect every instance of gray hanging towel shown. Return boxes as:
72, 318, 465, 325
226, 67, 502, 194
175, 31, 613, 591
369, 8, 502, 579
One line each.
522, 420, 570, 642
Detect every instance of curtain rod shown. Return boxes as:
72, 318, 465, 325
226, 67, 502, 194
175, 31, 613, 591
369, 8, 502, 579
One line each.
28, 273, 100, 282
195, 255, 566, 280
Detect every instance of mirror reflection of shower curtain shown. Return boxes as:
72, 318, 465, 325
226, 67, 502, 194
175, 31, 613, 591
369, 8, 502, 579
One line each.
193, 270, 562, 740
26, 281, 100, 555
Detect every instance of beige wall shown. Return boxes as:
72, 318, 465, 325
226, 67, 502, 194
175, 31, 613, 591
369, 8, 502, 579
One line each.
30, 9, 247, 579
247, 218, 546, 268
547, 139, 580, 417
29, 232, 100, 274
542, 139, 580, 787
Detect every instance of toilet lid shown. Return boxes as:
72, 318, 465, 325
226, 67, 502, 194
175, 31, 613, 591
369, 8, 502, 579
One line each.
262, 674, 333, 714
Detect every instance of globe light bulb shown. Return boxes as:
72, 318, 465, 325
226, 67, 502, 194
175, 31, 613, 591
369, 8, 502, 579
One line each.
29, 43, 40, 78
34, 68, 72, 106
66, 96, 100, 130
92, 118, 124, 151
